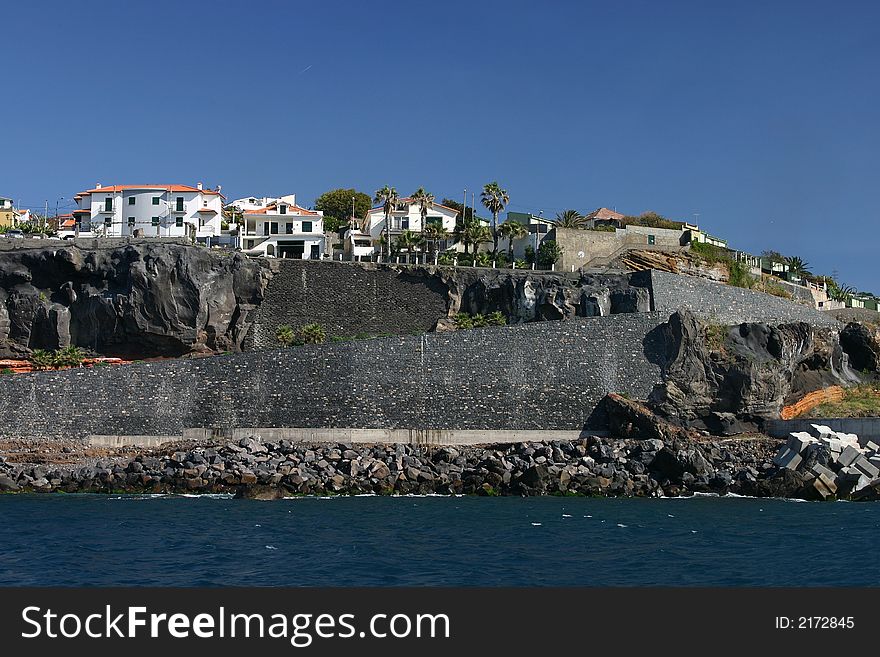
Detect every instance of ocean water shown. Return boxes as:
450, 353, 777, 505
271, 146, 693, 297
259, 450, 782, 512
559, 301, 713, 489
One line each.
1, 494, 878, 587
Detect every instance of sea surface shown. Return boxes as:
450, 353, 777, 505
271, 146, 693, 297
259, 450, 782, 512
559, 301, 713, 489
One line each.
1, 494, 878, 586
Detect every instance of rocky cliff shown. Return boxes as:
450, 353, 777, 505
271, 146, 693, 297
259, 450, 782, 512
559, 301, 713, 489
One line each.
0, 243, 268, 357
646, 309, 871, 430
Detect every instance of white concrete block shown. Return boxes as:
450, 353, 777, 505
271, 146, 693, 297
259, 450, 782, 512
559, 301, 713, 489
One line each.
773, 447, 803, 470
787, 432, 818, 453
809, 463, 836, 481
853, 457, 880, 479
838, 445, 862, 468
811, 424, 835, 436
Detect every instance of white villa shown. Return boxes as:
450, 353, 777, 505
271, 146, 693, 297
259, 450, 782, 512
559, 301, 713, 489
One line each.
239, 198, 325, 259
345, 197, 459, 257
71, 183, 224, 244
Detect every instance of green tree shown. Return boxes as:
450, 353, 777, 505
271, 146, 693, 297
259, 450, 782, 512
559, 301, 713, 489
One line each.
537, 241, 563, 268
374, 186, 399, 260
554, 209, 587, 229
830, 284, 855, 303
457, 219, 491, 255
480, 182, 509, 254
497, 220, 528, 258
314, 188, 372, 230
785, 256, 811, 278
442, 198, 477, 227
423, 223, 449, 257
410, 187, 435, 233
394, 230, 425, 262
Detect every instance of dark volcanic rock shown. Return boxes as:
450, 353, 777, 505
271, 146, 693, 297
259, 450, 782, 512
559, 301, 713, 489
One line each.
840, 322, 880, 373
648, 309, 861, 424
0, 242, 268, 357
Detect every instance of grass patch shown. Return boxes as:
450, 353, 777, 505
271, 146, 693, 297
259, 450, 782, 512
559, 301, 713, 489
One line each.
811, 384, 880, 418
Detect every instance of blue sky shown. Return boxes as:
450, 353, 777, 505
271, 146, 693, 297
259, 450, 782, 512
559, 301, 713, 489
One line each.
2, 0, 878, 290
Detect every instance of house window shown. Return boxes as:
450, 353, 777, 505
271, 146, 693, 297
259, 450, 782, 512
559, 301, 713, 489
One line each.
302, 221, 312, 233
151, 217, 159, 226
104, 197, 113, 212
427, 216, 443, 228
401, 218, 409, 230
286, 222, 294, 234
175, 197, 184, 212
152, 197, 160, 205
263, 223, 270, 236
176, 217, 184, 228
128, 217, 135, 226
648, 235, 656, 245
104, 217, 112, 227
270, 222, 279, 235
128, 196, 136, 205
279, 205, 287, 215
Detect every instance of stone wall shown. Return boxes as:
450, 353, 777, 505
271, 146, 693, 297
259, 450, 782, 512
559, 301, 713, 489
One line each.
0, 312, 669, 438
246, 260, 450, 348
644, 270, 839, 327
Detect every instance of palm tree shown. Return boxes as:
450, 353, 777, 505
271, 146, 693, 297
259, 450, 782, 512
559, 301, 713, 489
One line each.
394, 230, 425, 263
785, 256, 811, 278
374, 185, 399, 260
830, 284, 855, 303
411, 187, 434, 233
480, 181, 509, 254
423, 223, 449, 257
554, 209, 587, 229
498, 221, 528, 258
463, 222, 491, 256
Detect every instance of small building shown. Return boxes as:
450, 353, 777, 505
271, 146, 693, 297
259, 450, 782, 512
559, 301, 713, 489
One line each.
584, 207, 625, 229
240, 198, 325, 259
0, 197, 29, 229
72, 183, 224, 244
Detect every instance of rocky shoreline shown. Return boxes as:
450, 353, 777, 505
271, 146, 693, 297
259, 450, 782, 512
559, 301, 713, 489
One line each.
1, 433, 869, 501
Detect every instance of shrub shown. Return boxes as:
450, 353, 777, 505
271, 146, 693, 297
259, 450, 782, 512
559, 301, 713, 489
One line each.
704, 323, 728, 353
472, 314, 489, 328
537, 241, 563, 267
728, 260, 757, 289
514, 259, 528, 269
28, 349, 56, 370
486, 311, 506, 326
54, 346, 85, 368
589, 225, 616, 232
474, 252, 493, 267
297, 323, 326, 345
764, 280, 792, 299
454, 313, 474, 329
437, 251, 456, 266
275, 324, 296, 346
524, 245, 536, 265
1, 368, 13, 375
690, 241, 729, 266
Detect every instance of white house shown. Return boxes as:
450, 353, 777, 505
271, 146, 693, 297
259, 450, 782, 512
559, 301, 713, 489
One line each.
239, 198, 325, 259
346, 197, 459, 256
228, 194, 297, 213
71, 183, 224, 244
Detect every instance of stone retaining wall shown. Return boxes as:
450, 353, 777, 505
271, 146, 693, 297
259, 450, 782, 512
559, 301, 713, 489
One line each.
0, 312, 669, 438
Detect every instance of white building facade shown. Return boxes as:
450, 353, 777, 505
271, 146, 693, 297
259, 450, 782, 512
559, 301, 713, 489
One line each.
228, 194, 297, 213
348, 198, 459, 256
240, 198, 325, 259
72, 184, 224, 243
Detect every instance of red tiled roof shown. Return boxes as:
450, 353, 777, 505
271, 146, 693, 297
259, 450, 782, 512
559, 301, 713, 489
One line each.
78, 184, 225, 198
197, 207, 218, 213
72, 209, 90, 214
586, 207, 625, 221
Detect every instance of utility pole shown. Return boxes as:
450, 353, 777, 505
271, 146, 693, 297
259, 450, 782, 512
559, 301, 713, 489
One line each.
44, 199, 48, 231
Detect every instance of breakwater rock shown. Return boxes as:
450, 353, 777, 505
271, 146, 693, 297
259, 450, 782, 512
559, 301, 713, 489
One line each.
0, 434, 840, 500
